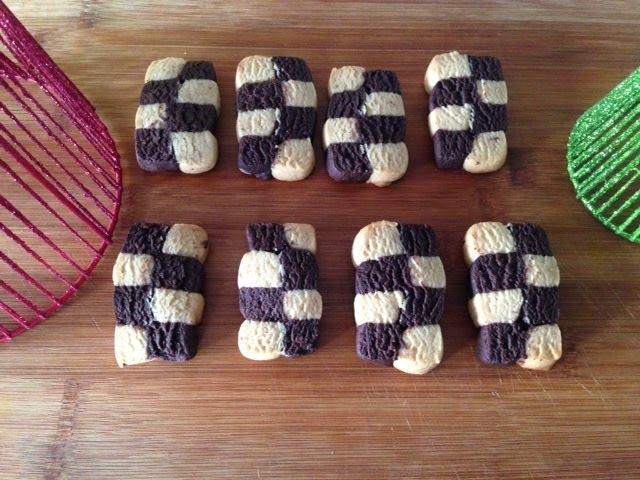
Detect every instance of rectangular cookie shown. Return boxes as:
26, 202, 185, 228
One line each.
352, 221, 445, 374
464, 222, 562, 370
237, 223, 321, 360
324, 67, 408, 186
425, 52, 507, 173
236, 56, 317, 181
113, 223, 209, 367
135, 58, 219, 174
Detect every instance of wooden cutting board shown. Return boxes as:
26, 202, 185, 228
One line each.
2, 1, 639, 478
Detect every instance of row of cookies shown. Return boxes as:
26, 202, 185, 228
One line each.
113, 221, 561, 374
134, 51, 508, 184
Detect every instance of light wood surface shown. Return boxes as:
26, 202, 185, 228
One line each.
2, 1, 640, 478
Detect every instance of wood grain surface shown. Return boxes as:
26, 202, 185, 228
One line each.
1, 1, 640, 478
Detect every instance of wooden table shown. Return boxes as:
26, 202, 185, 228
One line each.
2, 1, 639, 478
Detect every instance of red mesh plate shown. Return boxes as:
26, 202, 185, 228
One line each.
0, 2, 122, 341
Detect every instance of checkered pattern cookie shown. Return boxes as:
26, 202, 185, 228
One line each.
235, 56, 317, 181
425, 52, 508, 173
135, 58, 220, 174
464, 222, 562, 370
113, 223, 209, 367
323, 67, 408, 187
237, 223, 322, 360
352, 221, 445, 374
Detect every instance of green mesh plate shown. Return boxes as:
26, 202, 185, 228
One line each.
567, 67, 640, 243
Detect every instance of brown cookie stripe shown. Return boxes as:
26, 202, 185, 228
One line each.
235, 56, 317, 181
425, 52, 508, 173
323, 67, 408, 187
113, 223, 209, 367
352, 221, 445, 374
237, 223, 322, 360
135, 58, 220, 174
464, 222, 562, 370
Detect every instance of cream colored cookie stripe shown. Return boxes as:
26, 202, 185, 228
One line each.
352, 221, 445, 374
425, 51, 508, 173
113, 223, 209, 367
135, 58, 220, 174
236, 56, 317, 181
464, 222, 562, 370
323, 67, 408, 187
237, 223, 322, 360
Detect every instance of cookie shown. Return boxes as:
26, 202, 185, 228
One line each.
425, 51, 508, 173
323, 67, 408, 187
135, 58, 220, 174
236, 56, 317, 181
113, 223, 208, 367
352, 221, 445, 374
237, 223, 322, 360
464, 222, 561, 370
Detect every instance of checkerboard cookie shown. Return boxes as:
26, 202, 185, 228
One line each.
236, 56, 317, 181
324, 67, 408, 186
113, 223, 208, 367
135, 58, 220, 174
425, 52, 508, 173
464, 222, 561, 370
352, 221, 445, 374
238, 223, 322, 360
